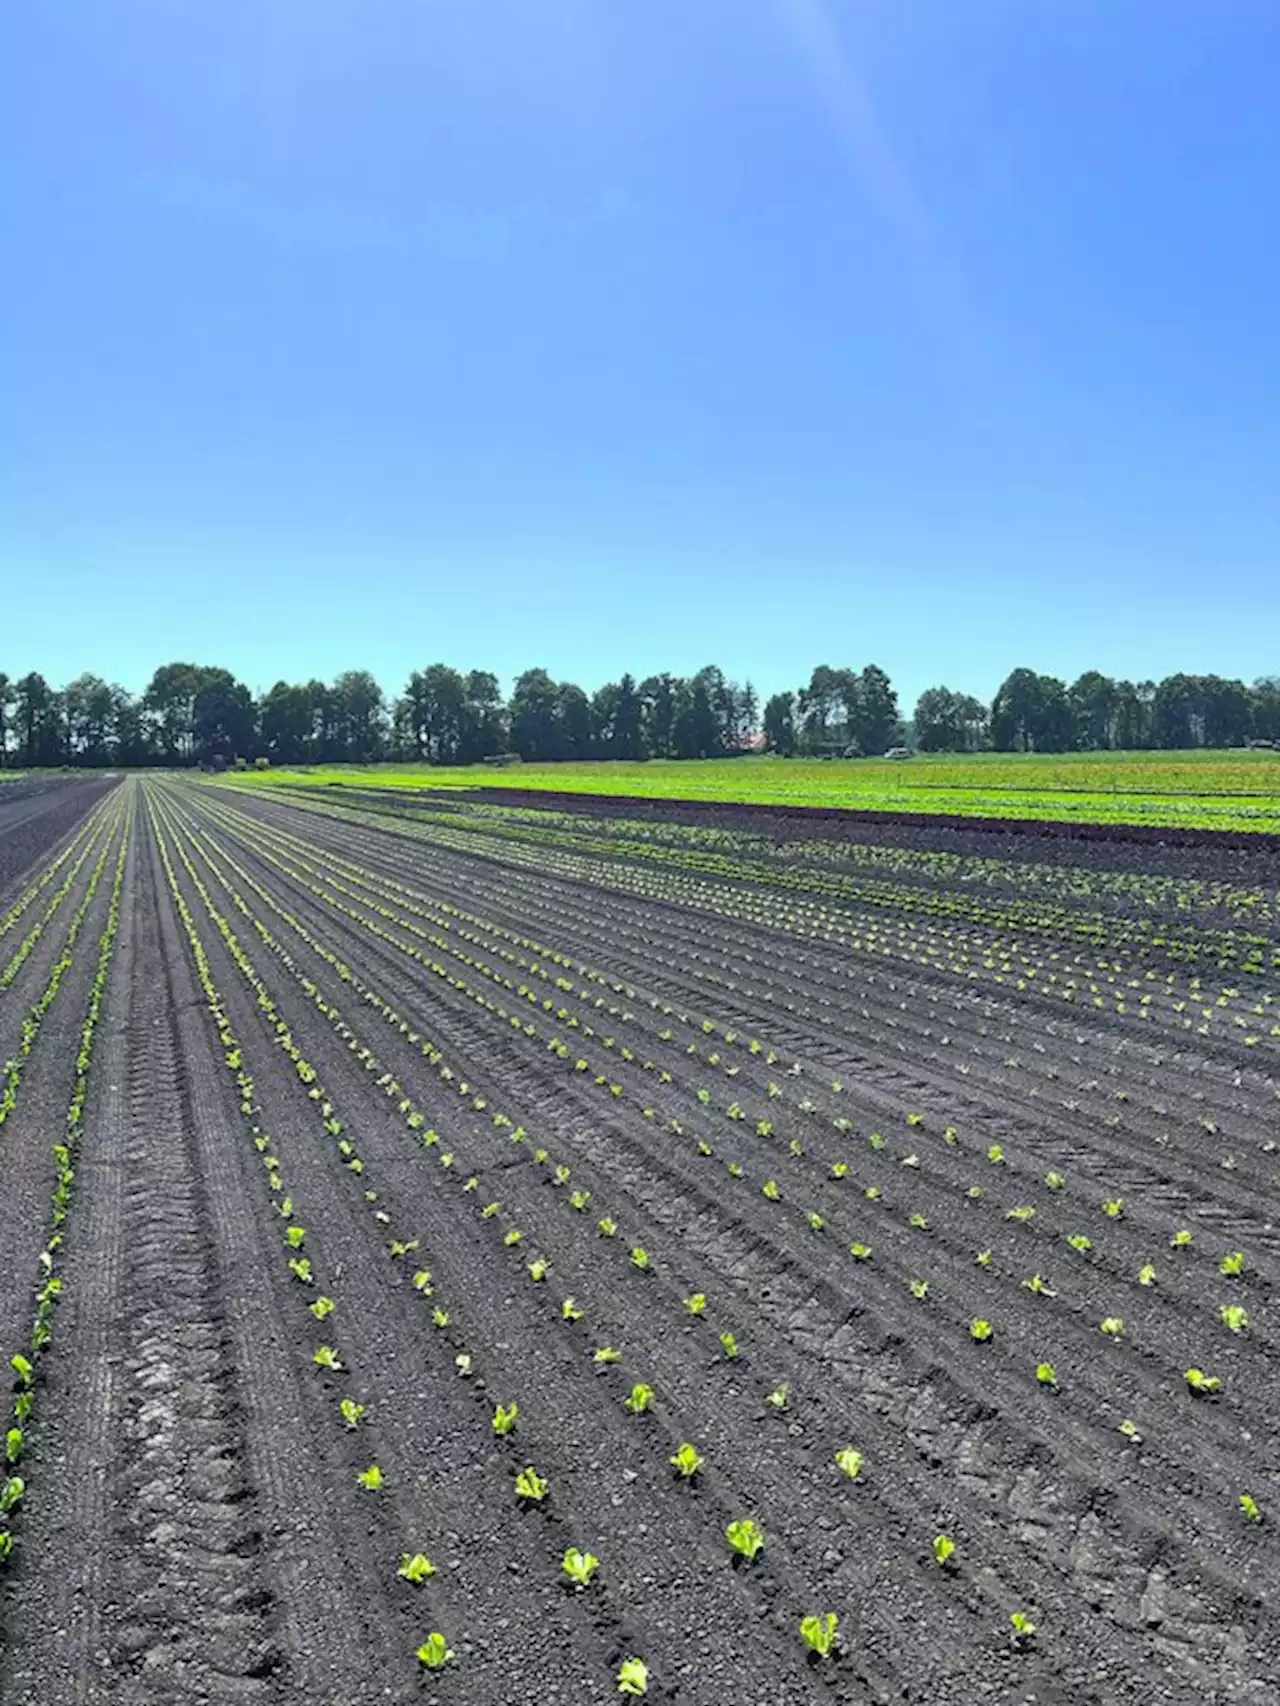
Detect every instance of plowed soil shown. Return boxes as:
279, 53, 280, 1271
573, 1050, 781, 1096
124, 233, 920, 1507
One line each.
1, 776, 1276, 1706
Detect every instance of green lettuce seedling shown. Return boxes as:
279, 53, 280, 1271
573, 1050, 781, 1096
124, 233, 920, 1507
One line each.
799, 1612, 838, 1657
970, 1319, 993, 1342
835, 1445, 864, 1480
313, 1345, 341, 1370
1220, 1251, 1245, 1276
515, 1465, 548, 1502
684, 1293, 707, 1316
492, 1402, 519, 1436
398, 1553, 437, 1583
1036, 1362, 1057, 1388
719, 1331, 739, 1360
416, 1633, 453, 1670
670, 1442, 703, 1479
616, 1656, 648, 1695
593, 1345, 621, 1364
1240, 1493, 1262, 1524
765, 1382, 788, 1410
1185, 1367, 1221, 1396
562, 1297, 583, 1321
356, 1464, 383, 1491
4, 1429, 22, 1466
309, 1295, 336, 1319
933, 1533, 956, 1568
1010, 1611, 1037, 1644
849, 1242, 872, 1262
624, 1383, 654, 1415
725, 1517, 765, 1562
1220, 1305, 1249, 1333
561, 1547, 599, 1588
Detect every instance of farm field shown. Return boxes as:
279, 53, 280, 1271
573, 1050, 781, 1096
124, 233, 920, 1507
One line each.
0, 775, 1278, 1705
238, 750, 1280, 835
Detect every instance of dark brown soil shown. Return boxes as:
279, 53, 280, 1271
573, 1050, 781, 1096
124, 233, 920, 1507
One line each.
2, 777, 1276, 1705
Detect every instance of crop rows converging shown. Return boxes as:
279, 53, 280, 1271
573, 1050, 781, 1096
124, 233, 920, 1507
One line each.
1, 774, 1276, 1706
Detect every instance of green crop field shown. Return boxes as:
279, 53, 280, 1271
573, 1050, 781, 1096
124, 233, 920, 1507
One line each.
227, 748, 1280, 833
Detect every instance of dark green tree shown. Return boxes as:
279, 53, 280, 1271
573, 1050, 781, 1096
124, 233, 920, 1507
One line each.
762, 691, 796, 754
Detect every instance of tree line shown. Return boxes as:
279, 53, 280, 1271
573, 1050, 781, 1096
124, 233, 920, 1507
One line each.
0, 661, 1276, 769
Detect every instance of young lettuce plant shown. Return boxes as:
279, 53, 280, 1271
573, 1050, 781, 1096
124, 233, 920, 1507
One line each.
799, 1612, 839, 1658
492, 1402, 519, 1436
670, 1442, 704, 1480
1185, 1367, 1222, 1397
684, 1293, 707, 1317
593, 1345, 622, 1365
1240, 1493, 1263, 1524
616, 1656, 649, 1695
416, 1633, 454, 1670
309, 1295, 336, 1320
561, 1547, 600, 1588
624, 1383, 654, 1415
356, 1464, 383, 1491
725, 1517, 766, 1563
515, 1465, 549, 1503
765, 1382, 789, 1411
834, 1445, 864, 1481
313, 1345, 342, 1371
1010, 1611, 1037, 1646
562, 1297, 584, 1322
1035, 1362, 1058, 1389
1220, 1305, 1249, 1333
398, 1553, 437, 1583
933, 1533, 957, 1569
1220, 1251, 1245, 1276
719, 1331, 739, 1361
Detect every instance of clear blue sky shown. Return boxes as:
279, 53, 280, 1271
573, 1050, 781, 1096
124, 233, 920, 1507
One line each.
5, 1, 1279, 711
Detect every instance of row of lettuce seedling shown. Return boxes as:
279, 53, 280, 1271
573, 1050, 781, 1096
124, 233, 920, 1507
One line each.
1, 811, 128, 1569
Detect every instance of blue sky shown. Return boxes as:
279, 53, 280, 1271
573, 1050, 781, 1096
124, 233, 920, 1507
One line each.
4, 1, 1279, 710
